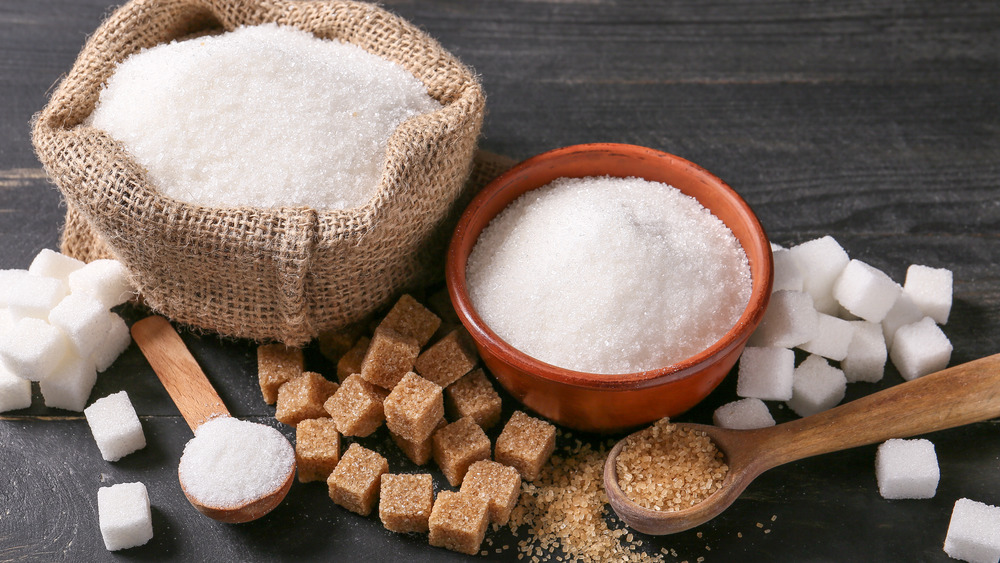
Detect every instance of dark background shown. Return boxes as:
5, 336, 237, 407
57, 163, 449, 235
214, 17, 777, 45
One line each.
2, 0, 999, 561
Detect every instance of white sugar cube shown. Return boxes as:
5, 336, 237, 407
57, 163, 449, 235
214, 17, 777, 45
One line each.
748, 290, 818, 348
49, 293, 112, 358
6, 274, 68, 320
98, 482, 153, 551
842, 321, 887, 383
904, 264, 953, 325
944, 498, 1000, 563
737, 346, 795, 400
28, 249, 86, 282
875, 438, 939, 499
93, 313, 131, 373
0, 317, 69, 381
713, 398, 775, 430
787, 354, 846, 417
771, 248, 805, 292
787, 236, 849, 315
0, 269, 30, 307
833, 259, 901, 323
882, 292, 924, 349
798, 312, 856, 362
68, 259, 133, 308
770, 242, 784, 251
890, 317, 952, 381
85, 391, 146, 461
39, 355, 98, 411
0, 361, 32, 412
0, 308, 13, 341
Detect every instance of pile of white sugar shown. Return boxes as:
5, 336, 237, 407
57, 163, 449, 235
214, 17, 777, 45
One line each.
466, 176, 752, 375
178, 417, 294, 508
88, 24, 441, 210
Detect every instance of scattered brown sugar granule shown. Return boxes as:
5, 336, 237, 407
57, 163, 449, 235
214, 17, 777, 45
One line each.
414, 328, 478, 388
327, 443, 388, 516
257, 344, 304, 404
360, 327, 421, 390
445, 368, 502, 429
324, 374, 388, 437
495, 410, 557, 482
336, 336, 370, 383
378, 294, 441, 348
428, 491, 489, 555
295, 418, 341, 483
384, 372, 444, 443
615, 418, 728, 511
460, 460, 521, 526
432, 417, 491, 487
379, 473, 434, 534
274, 371, 338, 427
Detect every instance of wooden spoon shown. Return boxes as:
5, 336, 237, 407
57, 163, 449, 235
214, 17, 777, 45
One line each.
131, 315, 295, 524
604, 353, 1000, 535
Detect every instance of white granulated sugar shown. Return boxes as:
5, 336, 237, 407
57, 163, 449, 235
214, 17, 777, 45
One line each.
466, 176, 752, 374
88, 24, 441, 210
178, 417, 294, 508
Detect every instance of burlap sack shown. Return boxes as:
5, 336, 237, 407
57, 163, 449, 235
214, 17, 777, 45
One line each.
32, 0, 490, 346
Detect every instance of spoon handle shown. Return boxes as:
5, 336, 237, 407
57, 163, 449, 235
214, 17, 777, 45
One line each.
131, 315, 230, 432
755, 353, 1000, 470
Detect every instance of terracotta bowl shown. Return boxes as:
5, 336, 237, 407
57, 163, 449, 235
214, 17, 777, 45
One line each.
446, 143, 773, 433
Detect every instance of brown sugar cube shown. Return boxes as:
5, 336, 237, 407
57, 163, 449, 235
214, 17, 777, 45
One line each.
444, 368, 502, 429
360, 328, 420, 390
428, 491, 488, 556
275, 371, 339, 427
327, 443, 388, 516
379, 473, 434, 534
384, 372, 444, 443
323, 374, 388, 437
257, 344, 303, 405
427, 286, 460, 325
495, 411, 557, 482
295, 418, 341, 483
336, 336, 370, 383
414, 329, 478, 388
378, 294, 441, 347
318, 325, 363, 364
460, 460, 521, 526
432, 417, 491, 487
391, 417, 446, 466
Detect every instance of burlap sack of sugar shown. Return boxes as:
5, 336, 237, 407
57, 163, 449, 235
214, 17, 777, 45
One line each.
32, 0, 495, 346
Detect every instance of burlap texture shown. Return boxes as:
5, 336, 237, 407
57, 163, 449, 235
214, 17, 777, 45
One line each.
32, 0, 490, 346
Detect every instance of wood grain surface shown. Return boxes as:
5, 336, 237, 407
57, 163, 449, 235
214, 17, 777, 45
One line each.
1, 0, 998, 561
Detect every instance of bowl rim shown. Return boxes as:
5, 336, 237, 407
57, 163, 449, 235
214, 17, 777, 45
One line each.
446, 142, 773, 391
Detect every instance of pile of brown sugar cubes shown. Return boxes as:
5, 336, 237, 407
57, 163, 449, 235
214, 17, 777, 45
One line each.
256, 294, 557, 555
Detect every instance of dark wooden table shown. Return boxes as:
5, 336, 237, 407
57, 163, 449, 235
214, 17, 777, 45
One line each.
2, 1, 999, 561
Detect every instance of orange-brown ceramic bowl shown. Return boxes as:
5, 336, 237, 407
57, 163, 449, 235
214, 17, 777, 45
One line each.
446, 143, 773, 433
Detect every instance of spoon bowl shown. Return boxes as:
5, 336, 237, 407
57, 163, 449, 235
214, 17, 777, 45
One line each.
604, 353, 1000, 535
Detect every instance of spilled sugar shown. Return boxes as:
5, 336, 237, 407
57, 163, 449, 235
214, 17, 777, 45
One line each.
88, 24, 441, 210
467, 176, 751, 374
178, 417, 294, 508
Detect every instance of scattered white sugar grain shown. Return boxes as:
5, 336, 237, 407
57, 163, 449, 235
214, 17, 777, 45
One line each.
0, 361, 32, 412
771, 247, 805, 293
798, 312, 855, 362
875, 438, 939, 500
944, 498, 1000, 563
92, 313, 131, 373
88, 24, 441, 211
890, 317, 952, 381
833, 259, 901, 323
67, 259, 133, 309
466, 176, 751, 374
6, 273, 67, 321
39, 354, 98, 411
882, 292, 924, 349
49, 293, 112, 358
904, 264, 953, 325
747, 290, 818, 348
713, 398, 775, 430
842, 320, 887, 383
98, 482, 153, 551
85, 391, 146, 462
178, 417, 294, 508
787, 236, 849, 315
737, 346, 794, 401
787, 354, 846, 417
28, 249, 85, 283
0, 317, 68, 381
